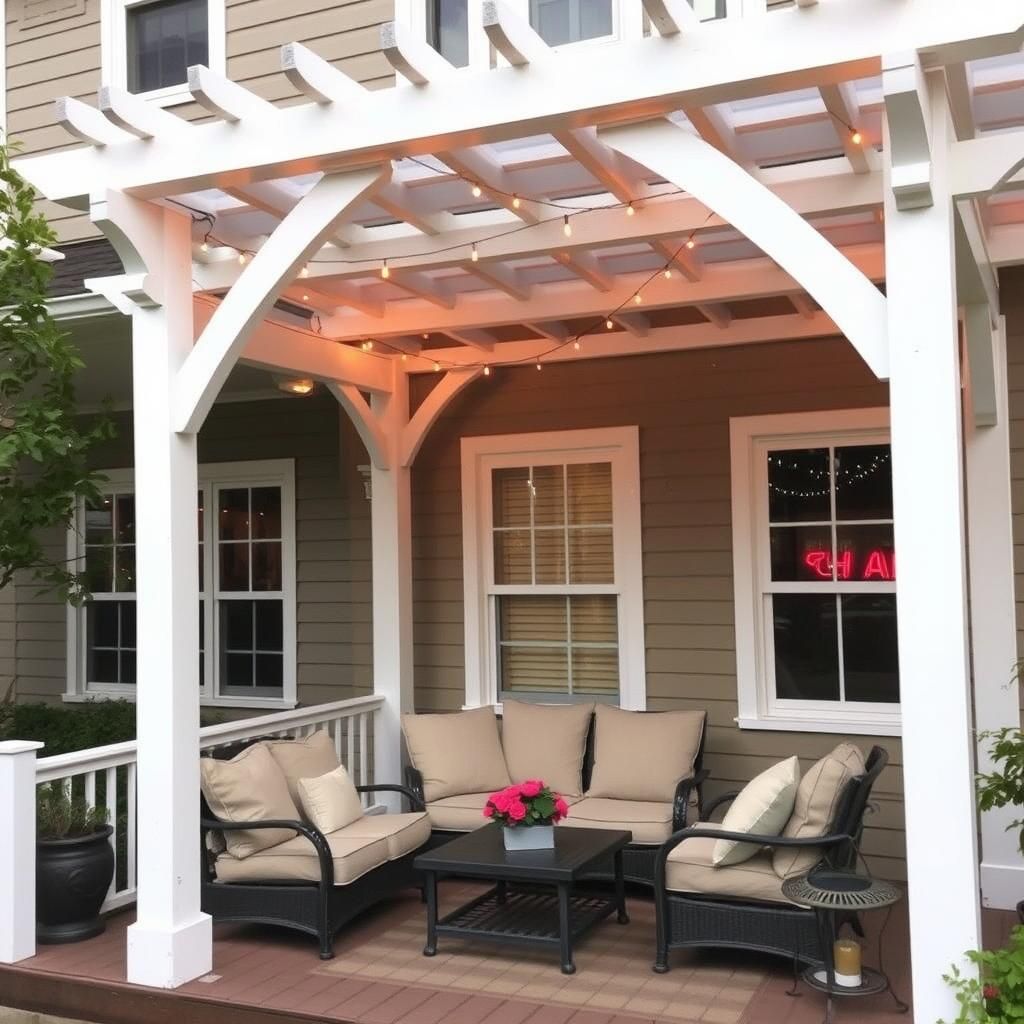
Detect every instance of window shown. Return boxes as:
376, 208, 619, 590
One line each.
462, 428, 645, 709
730, 409, 899, 735
529, 0, 613, 46
68, 460, 296, 708
102, 0, 225, 106
427, 0, 469, 67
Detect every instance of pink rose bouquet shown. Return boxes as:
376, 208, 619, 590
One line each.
483, 780, 570, 828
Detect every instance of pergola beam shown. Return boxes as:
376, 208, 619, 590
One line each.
18, 2, 1024, 204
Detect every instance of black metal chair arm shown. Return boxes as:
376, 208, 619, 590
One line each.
404, 765, 426, 803
200, 817, 335, 887
702, 790, 742, 820
356, 783, 426, 812
672, 769, 710, 830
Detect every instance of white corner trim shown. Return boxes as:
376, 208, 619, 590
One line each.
101, 0, 226, 107
730, 407, 896, 734
460, 426, 645, 710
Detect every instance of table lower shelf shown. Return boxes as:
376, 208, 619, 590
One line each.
436, 885, 619, 947
801, 965, 890, 998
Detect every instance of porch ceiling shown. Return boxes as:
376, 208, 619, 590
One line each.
14, 0, 1024, 379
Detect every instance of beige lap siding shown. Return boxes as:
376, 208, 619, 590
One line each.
408, 336, 907, 881
1003, 268, 1024, 725
11, 393, 373, 707
4, 0, 395, 243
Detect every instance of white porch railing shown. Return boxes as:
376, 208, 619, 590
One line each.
33, 695, 384, 913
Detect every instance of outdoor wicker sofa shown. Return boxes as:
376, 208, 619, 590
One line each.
651, 743, 888, 972
199, 732, 429, 959
403, 702, 708, 886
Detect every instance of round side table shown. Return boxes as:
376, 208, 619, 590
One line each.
782, 869, 908, 1024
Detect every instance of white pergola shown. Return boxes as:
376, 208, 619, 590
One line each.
8, 0, 1024, 1016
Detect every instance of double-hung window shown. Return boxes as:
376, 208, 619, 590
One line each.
69, 460, 296, 708
103, 0, 225, 106
462, 427, 645, 709
730, 409, 899, 735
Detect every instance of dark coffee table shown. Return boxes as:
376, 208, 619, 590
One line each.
414, 824, 631, 974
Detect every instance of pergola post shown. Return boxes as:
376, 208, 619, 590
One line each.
92, 198, 212, 987
884, 70, 982, 1020
369, 366, 414, 797
965, 313, 1023, 909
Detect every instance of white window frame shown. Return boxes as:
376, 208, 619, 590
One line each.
730, 408, 899, 736
65, 459, 297, 709
461, 427, 645, 711
101, 0, 226, 108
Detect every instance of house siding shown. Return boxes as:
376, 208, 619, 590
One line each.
4, 0, 395, 243
1003, 267, 1024, 712
408, 336, 908, 881
11, 393, 373, 706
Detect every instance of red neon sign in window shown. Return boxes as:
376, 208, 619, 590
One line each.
802, 549, 895, 581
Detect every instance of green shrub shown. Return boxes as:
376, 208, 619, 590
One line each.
943, 926, 1024, 1023
36, 782, 110, 840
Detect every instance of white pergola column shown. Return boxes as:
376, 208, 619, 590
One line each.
110, 203, 212, 988
965, 313, 1023, 909
885, 71, 982, 1021
369, 366, 414, 795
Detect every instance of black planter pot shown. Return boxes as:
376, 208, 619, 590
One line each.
36, 825, 115, 944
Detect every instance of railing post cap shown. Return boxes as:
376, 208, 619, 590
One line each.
0, 740, 45, 755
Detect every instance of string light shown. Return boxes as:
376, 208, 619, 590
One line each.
850, 128, 863, 146
472, 183, 483, 199
238, 252, 248, 265
664, 268, 672, 279
633, 292, 642, 304
626, 202, 635, 217
199, 241, 209, 253
401, 353, 407, 362
302, 293, 309, 301
381, 259, 390, 279
685, 238, 696, 250
606, 318, 615, 330
573, 341, 581, 351
483, 365, 491, 376
563, 215, 572, 238
471, 243, 479, 262
512, 195, 521, 210
536, 362, 543, 371
433, 361, 441, 372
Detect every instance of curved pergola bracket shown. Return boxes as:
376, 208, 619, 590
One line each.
400, 368, 483, 468
327, 382, 391, 471
599, 119, 890, 379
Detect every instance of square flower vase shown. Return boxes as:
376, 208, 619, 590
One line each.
503, 825, 555, 850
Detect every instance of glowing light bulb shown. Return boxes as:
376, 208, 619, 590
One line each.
685, 238, 696, 250
606, 318, 614, 330
433, 361, 441, 372
401, 353, 407, 362
365, 340, 373, 351
199, 241, 209, 253
634, 293, 642, 304
664, 268, 672, 279
302, 293, 309, 301
381, 259, 390, 280
483, 365, 491, 376
573, 341, 581, 351
471, 183, 483, 199
238, 252, 248, 265
471, 243, 479, 263
563, 215, 572, 238
851, 129, 863, 145
536, 362, 543, 371
512, 195, 521, 210
626, 203, 635, 217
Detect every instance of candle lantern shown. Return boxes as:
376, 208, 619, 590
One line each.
832, 938, 862, 988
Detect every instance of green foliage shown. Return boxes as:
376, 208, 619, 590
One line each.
942, 927, 1024, 1023
977, 727, 1024, 856
35, 781, 110, 840
0, 138, 114, 605
0, 699, 137, 756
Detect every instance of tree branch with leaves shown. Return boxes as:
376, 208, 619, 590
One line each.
0, 139, 113, 605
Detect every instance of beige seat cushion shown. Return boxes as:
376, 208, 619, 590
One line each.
560, 797, 674, 845
714, 756, 800, 867
587, 705, 705, 803
340, 812, 431, 860
214, 831, 388, 886
297, 765, 364, 834
265, 731, 340, 808
200, 744, 299, 859
427, 793, 583, 832
500, 700, 594, 797
774, 744, 866, 880
402, 707, 511, 802
665, 823, 796, 905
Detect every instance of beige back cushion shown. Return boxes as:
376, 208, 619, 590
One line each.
501, 700, 594, 797
200, 743, 299, 859
402, 707, 512, 802
265, 730, 340, 808
586, 705, 705, 803
297, 765, 364, 834
713, 756, 800, 867
773, 743, 866, 880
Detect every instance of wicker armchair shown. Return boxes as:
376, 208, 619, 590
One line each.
652, 745, 888, 972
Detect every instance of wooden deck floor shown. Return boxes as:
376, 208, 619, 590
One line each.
0, 885, 1015, 1024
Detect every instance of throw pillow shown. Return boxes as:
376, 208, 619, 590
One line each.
501, 700, 594, 797
265, 730, 341, 808
586, 705, 705, 803
402, 706, 512, 802
712, 755, 800, 867
200, 743, 299, 859
297, 765, 365, 834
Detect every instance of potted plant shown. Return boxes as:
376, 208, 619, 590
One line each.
35, 782, 114, 943
484, 780, 570, 850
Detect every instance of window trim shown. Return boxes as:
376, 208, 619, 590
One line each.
461, 427, 646, 711
730, 408, 899, 736
66, 459, 297, 709
101, 0, 226, 108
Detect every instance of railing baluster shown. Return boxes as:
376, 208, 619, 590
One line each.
105, 766, 118, 901
346, 717, 355, 776
85, 770, 96, 810
126, 761, 138, 892
359, 712, 369, 793
332, 718, 342, 760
